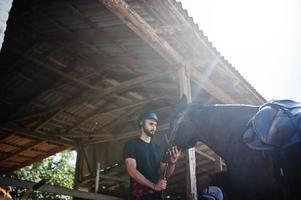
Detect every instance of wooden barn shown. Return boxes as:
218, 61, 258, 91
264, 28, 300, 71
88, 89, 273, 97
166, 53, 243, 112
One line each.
0, 0, 265, 199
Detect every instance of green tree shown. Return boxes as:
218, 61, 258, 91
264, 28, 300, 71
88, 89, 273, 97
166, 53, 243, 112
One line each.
13, 150, 76, 200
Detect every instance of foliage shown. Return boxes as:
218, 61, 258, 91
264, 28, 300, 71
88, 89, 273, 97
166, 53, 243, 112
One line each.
12, 150, 76, 200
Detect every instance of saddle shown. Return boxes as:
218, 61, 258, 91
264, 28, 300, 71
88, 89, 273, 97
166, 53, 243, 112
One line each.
242, 99, 301, 150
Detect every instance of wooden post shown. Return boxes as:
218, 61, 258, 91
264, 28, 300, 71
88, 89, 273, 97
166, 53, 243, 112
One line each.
95, 162, 100, 193
178, 66, 198, 200
73, 149, 82, 192
215, 155, 223, 172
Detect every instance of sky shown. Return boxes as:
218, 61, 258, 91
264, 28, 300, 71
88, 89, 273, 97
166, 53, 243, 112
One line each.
180, 0, 301, 102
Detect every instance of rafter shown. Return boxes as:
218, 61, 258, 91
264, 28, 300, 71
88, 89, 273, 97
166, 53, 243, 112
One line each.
32, 70, 173, 134
195, 148, 225, 166
8, 144, 68, 172
160, 0, 264, 103
87, 123, 170, 144
11, 69, 174, 129
60, 97, 164, 137
10, 49, 104, 93
66, 3, 139, 59
0, 141, 46, 165
100, 0, 238, 104
36, 9, 172, 69
35, 9, 111, 58
0, 125, 73, 146
100, 0, 186, 66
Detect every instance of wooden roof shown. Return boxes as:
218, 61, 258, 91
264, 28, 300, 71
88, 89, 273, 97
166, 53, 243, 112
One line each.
0, 0, 265, 198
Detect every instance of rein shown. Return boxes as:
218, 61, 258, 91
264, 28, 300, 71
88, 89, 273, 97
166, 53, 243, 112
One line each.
164, 113, 184, 147
161, 113, 183, 199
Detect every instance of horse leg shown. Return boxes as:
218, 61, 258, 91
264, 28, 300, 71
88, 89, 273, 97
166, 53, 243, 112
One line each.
283, 143, 301, 200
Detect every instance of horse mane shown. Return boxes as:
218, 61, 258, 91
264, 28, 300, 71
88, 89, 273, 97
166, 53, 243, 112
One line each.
186, 103, 259, 128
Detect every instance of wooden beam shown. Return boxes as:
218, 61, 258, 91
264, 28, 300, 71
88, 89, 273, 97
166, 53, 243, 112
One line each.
66, 3, 139, 59
195, 148, 226, 166
82, 174, 129, 184
195, 149, 216, 162
8, 144, 69, 172
7, 73, 173, 144
101, 70, 173, 99
100, 0, 186, 66
140, 82, 178, 93
104, 106, 140, 132
214, 154, 224, 172
13, 73, 100, 123
120, 104, 175, 125
60, 97, 160, 137
161, 0, 265, 103
154, 24, 190, 35
87, 123, 170, 144
36, 10, 171, 69
69, 105, 171, 144
100, 0, 237, 105
32, 110, 65, 133
10, 49, 104, 93
35, 10, 110, 58
88, 56, 170, 68
74, 149, 83, 190
0, 176, 123, 200
30, 70, 172, 137
11, 69, 174, 124
0, 141, 46, 164
0, 126, 73, 146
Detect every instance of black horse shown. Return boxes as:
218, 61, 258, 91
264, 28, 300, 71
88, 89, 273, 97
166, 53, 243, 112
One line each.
163, 96, 301, 200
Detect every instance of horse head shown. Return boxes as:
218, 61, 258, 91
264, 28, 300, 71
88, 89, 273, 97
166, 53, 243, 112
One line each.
164, 95, 201, 150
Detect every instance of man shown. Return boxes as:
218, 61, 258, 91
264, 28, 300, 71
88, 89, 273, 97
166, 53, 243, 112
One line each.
123, 112, 181, 200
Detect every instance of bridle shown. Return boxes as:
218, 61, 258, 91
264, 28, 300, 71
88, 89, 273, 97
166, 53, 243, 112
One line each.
164, 112, 184, 147
164, 109, 200, 150
161, 112, 184, 199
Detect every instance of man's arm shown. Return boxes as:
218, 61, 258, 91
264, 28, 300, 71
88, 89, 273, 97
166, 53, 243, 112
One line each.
160, 162, 176, 178
159, 146, 182, 178
125, 158, 166, 191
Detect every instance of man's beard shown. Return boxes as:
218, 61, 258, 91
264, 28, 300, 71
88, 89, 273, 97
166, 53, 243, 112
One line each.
143, 124, 156, 137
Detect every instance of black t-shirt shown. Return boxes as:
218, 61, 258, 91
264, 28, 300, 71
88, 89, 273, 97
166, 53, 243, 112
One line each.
123, 138, 162, 183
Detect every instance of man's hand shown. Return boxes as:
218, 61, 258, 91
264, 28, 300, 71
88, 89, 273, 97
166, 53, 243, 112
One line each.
154, 179, 167, 191
169, 146, 181, 164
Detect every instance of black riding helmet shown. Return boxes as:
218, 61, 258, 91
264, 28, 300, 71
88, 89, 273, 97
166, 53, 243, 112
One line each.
138, 112, 159, 127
